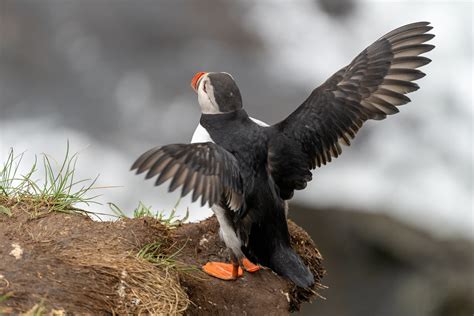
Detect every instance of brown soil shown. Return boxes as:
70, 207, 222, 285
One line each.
173, 217, 325, 315
0, 201, 324, 315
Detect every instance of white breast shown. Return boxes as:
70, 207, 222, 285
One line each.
190, 123, 214, 143
249, 117, 269, 127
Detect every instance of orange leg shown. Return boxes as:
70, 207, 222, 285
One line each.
232, 260, 240, 279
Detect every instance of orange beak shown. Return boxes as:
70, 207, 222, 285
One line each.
191, 72, 207, 92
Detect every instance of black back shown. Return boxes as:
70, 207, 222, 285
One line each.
200, 109, 314, 288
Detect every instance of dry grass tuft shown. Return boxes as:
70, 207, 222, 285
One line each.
60, 250, 189, 315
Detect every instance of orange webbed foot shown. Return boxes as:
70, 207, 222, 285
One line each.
202, 262, 244, 280
242, 258, 261, 273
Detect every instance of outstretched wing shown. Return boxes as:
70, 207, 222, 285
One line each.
131, 142, 243, 211
269, 21, 434, 199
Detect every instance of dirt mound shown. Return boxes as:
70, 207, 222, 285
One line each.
0, 201, 324, 315
0, 200, 188, 315
172, 217, 325, 315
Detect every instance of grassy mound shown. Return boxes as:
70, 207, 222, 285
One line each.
0, 147, 324, 315
0, 202, 189, 315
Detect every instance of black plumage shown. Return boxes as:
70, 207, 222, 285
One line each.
132, 22, 434, 288
269, 21, 434, 199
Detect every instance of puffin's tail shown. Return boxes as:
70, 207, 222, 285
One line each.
269, 245, 314, 288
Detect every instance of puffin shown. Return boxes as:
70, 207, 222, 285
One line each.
132, 21, 434, 288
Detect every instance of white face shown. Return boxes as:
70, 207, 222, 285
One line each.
196, 74, 222, 114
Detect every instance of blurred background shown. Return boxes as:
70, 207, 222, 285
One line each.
0, 0, 472, 315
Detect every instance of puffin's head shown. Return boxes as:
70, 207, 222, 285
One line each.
191, 72, 242, 114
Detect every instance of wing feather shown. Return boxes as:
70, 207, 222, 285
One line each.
132, 142, 243, 210
269, 21, 434, 200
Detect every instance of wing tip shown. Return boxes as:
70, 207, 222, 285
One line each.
130, 160, 143, 173
424, 43, 436, 53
